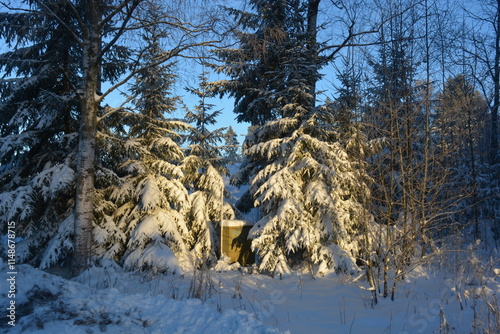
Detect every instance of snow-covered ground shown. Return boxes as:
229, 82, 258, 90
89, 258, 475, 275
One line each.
1, 255, 499, 333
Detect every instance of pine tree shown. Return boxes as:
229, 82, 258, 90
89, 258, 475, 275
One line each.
222, 126, 241, 164
232, 97, 372, 276
0, 0, 140, 271
0, 0, 80, 267
1, 0, 225, 275
183, 71, 235, 265
212, 0, 321, 125
218, 0, 322, 196
94, 7, 194, 273
184, 72, 228, 173
221, 1, 371, 276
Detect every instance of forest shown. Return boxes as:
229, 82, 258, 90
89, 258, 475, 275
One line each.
0, 0, 499, 325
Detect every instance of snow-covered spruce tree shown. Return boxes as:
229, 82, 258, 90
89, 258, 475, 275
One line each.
213, 0, 323, 207
222, 126, 241, 164
216, 0, 372, 276
0, 0, 142, 271
183, 71, 235, 265
234, 102, 372, 277
248, 53, 373, 277
94, 11, 194, 273
0, 0, 81, 267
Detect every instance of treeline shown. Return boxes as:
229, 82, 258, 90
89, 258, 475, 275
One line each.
0, 0, 498, 299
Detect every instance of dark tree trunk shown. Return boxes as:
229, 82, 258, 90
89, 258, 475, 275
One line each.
491, 0, 500, 165
306, 0, 320, 111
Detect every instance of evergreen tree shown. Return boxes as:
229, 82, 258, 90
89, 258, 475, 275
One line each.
183, 71, 235, 265
436, 75, 487, 174
212, 0, 322, 125
219, 0, 322, 202
94, 6, 194, 273
222, 126, 241, 164
239, 109, 371, 277
1, 0, 224, 275
0, 0, 80, 267
222, 0, 371, 276
0, 0, 139, 271
184, 72, 228, 173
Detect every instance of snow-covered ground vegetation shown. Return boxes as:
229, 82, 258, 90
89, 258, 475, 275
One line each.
1, 243, 499, 333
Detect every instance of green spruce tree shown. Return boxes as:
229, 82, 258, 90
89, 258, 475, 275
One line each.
0, 0, 83, 268
183, 71, 235, 266
218, 0, 371, 276
94, 6, 193, 272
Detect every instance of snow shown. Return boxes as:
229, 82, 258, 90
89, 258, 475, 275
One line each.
139, 178, 165, 212
39, 215, 74, 269
2, 162, 499, 333
2, 258, 498, 333
0, 261, 277, 333
125, 211, 194, 273
221, 220, 255, 227
124, 241, 180, 274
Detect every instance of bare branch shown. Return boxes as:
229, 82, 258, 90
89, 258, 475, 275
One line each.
98, 0, 142, 62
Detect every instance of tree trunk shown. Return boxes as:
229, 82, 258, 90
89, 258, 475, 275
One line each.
306, 0, 320, 111
72, 0, 100, 276
492, 0, 500, 165
420, 0, 431, 257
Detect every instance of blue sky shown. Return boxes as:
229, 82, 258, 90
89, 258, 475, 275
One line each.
101, 73, 251, 149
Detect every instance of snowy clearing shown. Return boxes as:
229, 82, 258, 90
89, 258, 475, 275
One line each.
1, 257, 499, 333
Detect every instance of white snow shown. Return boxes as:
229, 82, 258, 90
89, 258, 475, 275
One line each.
2, 258, 498, 333
124, 241, 181, 274
2, 163, 499, 333
39, 215, 75, 269
221, 220, 255, 227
